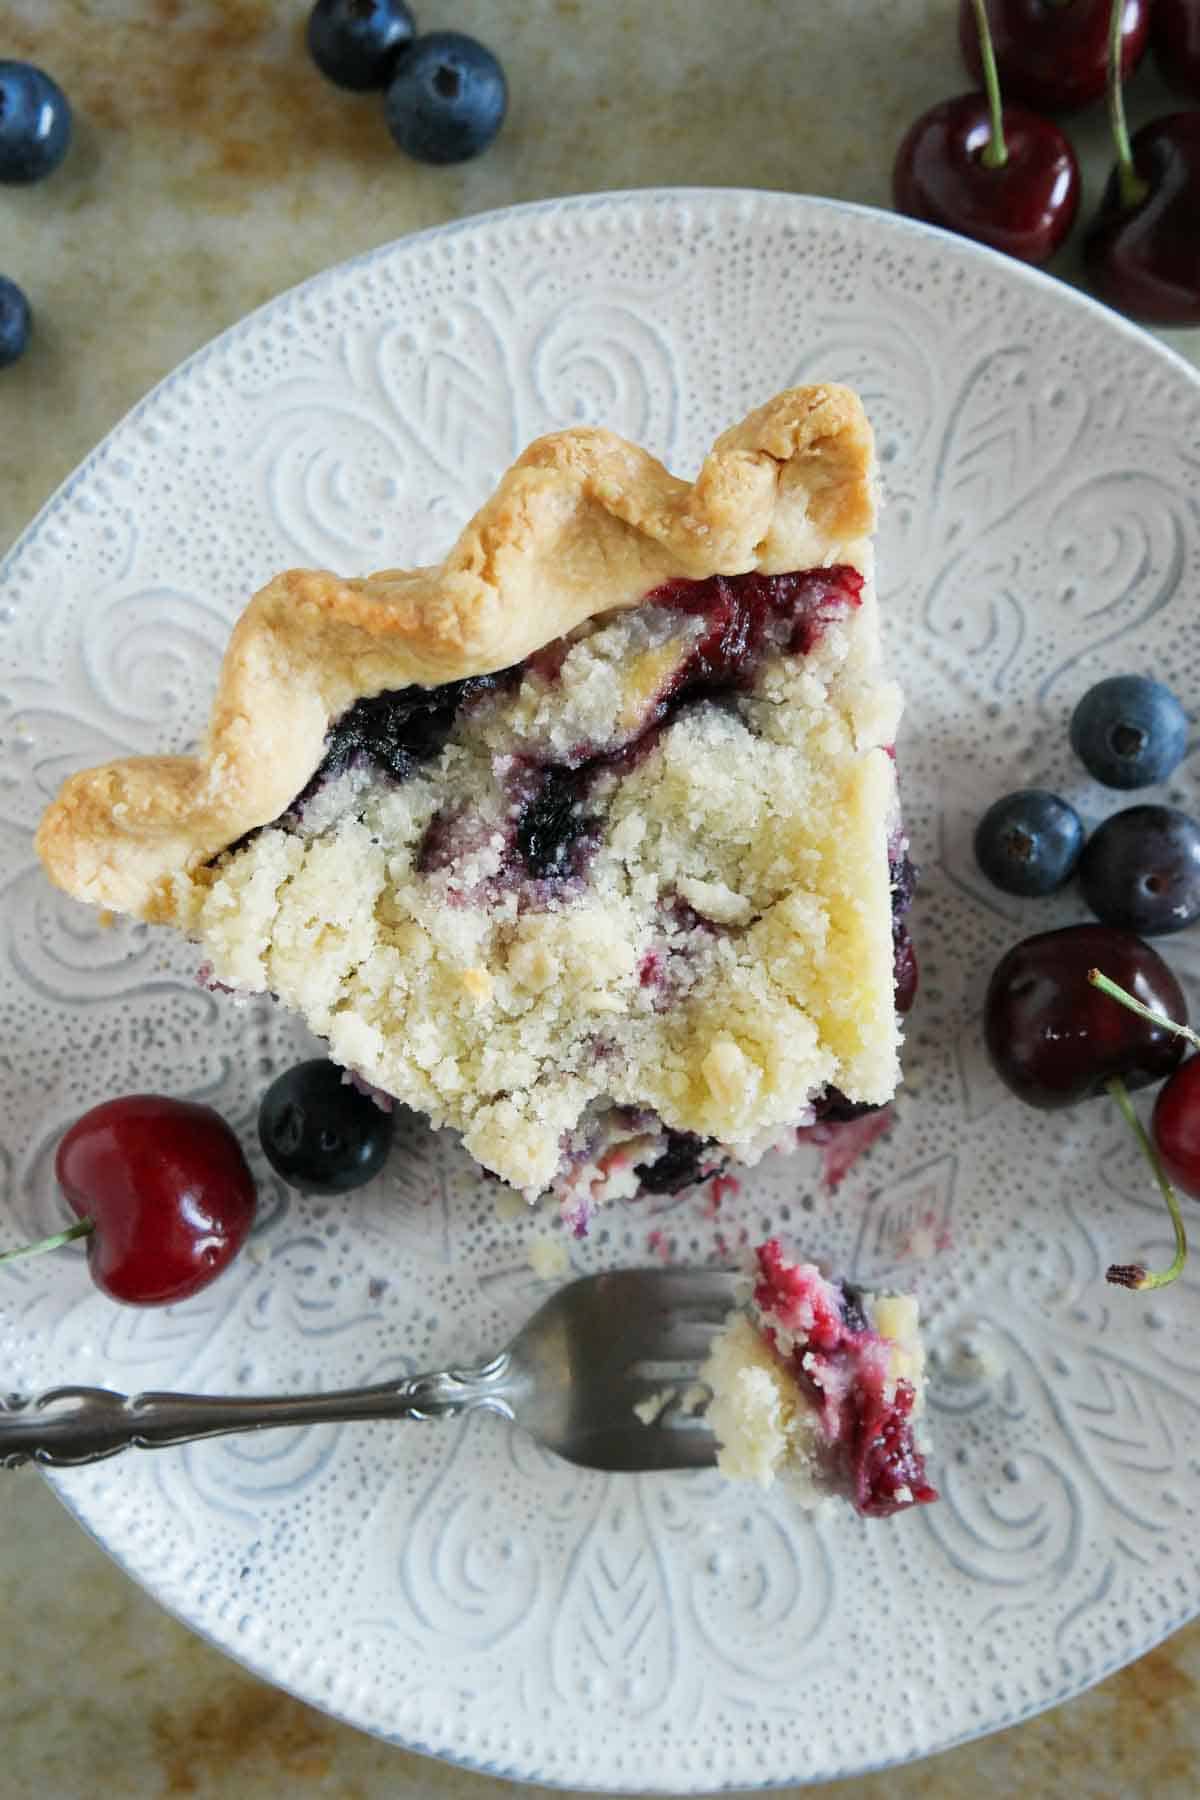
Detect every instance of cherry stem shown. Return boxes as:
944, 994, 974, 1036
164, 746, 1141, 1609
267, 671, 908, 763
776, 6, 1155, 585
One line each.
0, 1217, 94, 1267
971, 0, 1008, 169
1087, 968, 1200, 1052
1106, 0, 1149, 209
1103, 1078, 1187, 1291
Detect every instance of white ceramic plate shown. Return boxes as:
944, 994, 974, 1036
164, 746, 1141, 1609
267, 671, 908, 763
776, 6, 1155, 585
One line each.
2, 191, 1199, 1793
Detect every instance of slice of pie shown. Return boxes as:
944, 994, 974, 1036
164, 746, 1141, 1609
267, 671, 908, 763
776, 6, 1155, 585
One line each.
702, 1239, 937, 1517
36, 386, 910, 1216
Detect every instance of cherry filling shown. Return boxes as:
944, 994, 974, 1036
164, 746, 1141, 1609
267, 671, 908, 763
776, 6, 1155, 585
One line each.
850, 1377, 935, 1518
498, 565, 863, 882
648, 565, 864, 691
752, 1238, 938, 1519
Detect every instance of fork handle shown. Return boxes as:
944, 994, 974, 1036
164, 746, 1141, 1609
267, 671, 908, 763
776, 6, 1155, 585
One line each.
0, 1354, 514, 1469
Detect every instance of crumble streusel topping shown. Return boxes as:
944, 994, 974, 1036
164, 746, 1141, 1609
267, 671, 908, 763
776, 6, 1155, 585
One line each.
185, 573, 902, 1195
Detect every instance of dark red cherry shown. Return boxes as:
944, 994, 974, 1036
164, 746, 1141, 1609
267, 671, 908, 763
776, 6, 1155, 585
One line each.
1153, 1056, 1200, 1200
984, 924, 1188, 1109
1154, 0, 1200, 99
54, 1095, 256, 1305
1084, 113, 1200, 324
894, 94, 1080, 264
959, 0, 1150, 113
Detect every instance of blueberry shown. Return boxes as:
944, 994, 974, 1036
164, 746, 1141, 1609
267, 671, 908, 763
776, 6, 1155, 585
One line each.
306, 0, 416, 92
1070, 675, 1189, 790
974, 789, 1085, 896
0, 62, 71, 185
1079, 804, 1200, 936
0, 277, 31, 370
258, 1060, 394, 1194
385, 31, 507, 165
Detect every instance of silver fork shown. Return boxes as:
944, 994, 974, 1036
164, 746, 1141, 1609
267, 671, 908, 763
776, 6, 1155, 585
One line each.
0, 1267, 740, 1473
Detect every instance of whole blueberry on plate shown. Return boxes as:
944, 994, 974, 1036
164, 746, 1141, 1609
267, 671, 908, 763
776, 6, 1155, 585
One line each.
385, 31, 507, 165
0, 61, 72, 184
974, 789, 1085, 896
307, 0, 416, 92
1070, 674, 1189, 789
1079, 804, 1200, 935
259, 1059, 394, 1194
0, 276, 31, 369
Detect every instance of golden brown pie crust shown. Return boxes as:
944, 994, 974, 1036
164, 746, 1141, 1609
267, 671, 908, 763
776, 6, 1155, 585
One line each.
35, 385, 875, 921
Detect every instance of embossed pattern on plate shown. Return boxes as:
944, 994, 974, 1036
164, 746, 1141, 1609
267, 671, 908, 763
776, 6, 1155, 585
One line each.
1, 191, 1198, 1792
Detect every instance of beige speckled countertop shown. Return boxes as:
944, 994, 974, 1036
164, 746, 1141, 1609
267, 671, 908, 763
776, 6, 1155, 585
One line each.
2, 3, 1198, 1796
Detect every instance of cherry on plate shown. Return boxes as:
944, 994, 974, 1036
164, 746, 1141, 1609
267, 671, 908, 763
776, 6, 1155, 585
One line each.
1154, 1055, 1200, 1200
984, 923, 1188, 1108
54, 1095, 256, 1305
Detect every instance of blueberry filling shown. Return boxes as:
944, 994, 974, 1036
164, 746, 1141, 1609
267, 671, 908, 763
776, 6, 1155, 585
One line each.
239, 563, 901, 1202
635, 1129, 722, 1194
500, 566, 862, 884
840, 1283, 871, 1333
812, 1090, 882, 1124
513, 764, 598, 880
890, 850, 918, 919
891, 850, 919, 1015
314, 668, 516, 788
271, 565, 863, 877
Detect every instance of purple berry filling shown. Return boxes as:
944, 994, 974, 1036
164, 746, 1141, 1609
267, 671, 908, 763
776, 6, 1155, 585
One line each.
493, 565, 865, 886
513, 763, 598, 880
753, 1239, 937, 1518
851, 1377, 934, 1517
650, 565, 865, 675
272, 565, 863, 875
304, 668, 517, 798
635, 1129, 720, 1195
890, 849, 918, 918
839, 1283, 871, 1334
242, 563, 913, 1207
812, 1090, 882, 1124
